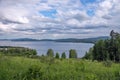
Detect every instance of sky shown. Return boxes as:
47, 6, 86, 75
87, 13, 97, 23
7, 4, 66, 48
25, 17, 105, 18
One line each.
0, 0, 120, 39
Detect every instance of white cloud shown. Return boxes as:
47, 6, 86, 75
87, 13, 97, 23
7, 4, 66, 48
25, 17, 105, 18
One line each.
0, 0, 120, 39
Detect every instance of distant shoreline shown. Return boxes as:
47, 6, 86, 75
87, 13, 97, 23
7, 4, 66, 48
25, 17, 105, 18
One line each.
0, 36, 109, 44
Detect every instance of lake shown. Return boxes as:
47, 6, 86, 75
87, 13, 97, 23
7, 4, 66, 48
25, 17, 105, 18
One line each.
0, 41, 94, 58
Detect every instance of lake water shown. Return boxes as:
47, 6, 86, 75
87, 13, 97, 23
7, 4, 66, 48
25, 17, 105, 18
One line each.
0, 41, 94, 58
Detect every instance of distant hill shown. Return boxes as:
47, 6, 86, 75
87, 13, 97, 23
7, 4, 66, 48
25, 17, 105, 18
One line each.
39, 39, 54, 41
55, 36, 110, 43
0, 39, 10, 41
11, 38, 39, 41
0, 36, 109, 43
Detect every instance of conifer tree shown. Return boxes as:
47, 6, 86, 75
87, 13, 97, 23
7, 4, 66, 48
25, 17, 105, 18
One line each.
47, 49, 54, 57
69, 49, 77, 58
61, 52, 66, 59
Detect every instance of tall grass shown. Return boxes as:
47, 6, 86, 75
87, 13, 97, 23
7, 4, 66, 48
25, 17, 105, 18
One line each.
0, 55, 120, 80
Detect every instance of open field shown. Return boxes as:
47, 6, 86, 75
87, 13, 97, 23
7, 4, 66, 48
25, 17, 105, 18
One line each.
0, 55, 120, 80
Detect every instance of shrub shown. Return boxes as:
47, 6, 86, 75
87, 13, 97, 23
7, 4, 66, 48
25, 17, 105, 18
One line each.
22, 65, 43, 80
61, 52, 66, 59
55, 52, 60, 59
103, 60, 112, 67
69, 49, 77, 58
114, 71, 120, 80
47, 49, 54, 57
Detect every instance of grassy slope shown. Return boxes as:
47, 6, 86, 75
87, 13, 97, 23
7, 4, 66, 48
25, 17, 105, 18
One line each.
0, 55, 120, 80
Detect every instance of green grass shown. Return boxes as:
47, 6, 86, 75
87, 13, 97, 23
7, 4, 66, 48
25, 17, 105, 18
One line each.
0, 55, 120, 80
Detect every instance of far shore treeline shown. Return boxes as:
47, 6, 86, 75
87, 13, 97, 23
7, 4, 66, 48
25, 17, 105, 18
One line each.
0, 46, 77, 59
0, 46, 37, 57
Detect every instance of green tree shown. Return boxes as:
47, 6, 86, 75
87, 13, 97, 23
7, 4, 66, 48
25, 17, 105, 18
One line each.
69, 49, 77, 58
61, 52, 66, 59
55, 52, 60, 59
84, 31, 120, 62
83, 48, 93, 60
32, 49, 37, 55
47, 49, 54, 57
93, 40, 107, 61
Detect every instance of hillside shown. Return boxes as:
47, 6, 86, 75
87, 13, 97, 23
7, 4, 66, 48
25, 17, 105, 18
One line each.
11, 38, 39, 41
55, 36, 109, 43
1, 36, 109, 43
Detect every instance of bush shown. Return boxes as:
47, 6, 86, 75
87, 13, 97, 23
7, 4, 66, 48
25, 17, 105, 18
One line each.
114, 71, 120, 80
55, 52, 60, 59
103, 60, 112, 67
61, 52, 66, 59
69, 49, 77, 58
47, 49, 54, 57
22, 65, 43, 80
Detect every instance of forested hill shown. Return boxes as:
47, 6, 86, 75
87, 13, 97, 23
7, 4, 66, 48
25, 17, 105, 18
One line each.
1, 36, 109, 43
54, 36, 109, 43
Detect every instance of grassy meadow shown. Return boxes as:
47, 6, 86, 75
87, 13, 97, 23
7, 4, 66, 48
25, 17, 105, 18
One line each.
0, 55, 120, 80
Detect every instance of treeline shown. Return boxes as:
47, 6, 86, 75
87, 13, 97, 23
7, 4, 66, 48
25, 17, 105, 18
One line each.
0, 46, 78, 59
45, 49, 77, 59
84, 30, 120, 62
0, 46, 37, 56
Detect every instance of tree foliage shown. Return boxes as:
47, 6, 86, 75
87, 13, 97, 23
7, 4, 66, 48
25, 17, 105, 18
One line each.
55, 52, 60, 59
69, 49, 77, 58
84, 30, 120, 62
47, 49, 54, 57
61, 52, 66, 59
0, 47, 37, 57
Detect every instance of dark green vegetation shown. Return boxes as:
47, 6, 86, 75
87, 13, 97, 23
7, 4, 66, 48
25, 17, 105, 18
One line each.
61, 52, 66, 59
84, 30, 120, 62
0, 47, 76, 59
55, 52, 60, 59
47, 49, 54, 57
46, 49, 77, 59
0, 46, 37, 56
69, 49, 77, 58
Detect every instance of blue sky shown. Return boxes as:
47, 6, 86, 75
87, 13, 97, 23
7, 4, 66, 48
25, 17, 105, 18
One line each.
80, 0, 97, 5
0, 0, 120, 39
40, 9, 57, 18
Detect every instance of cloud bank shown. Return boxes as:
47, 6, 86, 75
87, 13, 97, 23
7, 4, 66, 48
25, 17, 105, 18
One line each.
0, 0, 120, 39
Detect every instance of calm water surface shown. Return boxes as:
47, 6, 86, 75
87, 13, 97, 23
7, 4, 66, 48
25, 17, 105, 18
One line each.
0, 41, 94, 58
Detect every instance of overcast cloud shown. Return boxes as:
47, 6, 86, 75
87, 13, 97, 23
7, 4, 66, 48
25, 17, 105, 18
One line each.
0, 0, 120, 39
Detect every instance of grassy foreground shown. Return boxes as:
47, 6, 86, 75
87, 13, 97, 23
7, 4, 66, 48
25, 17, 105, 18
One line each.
0, 55, 120, 80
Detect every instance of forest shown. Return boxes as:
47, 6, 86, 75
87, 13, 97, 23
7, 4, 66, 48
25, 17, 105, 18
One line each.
84, 30, 120, 62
